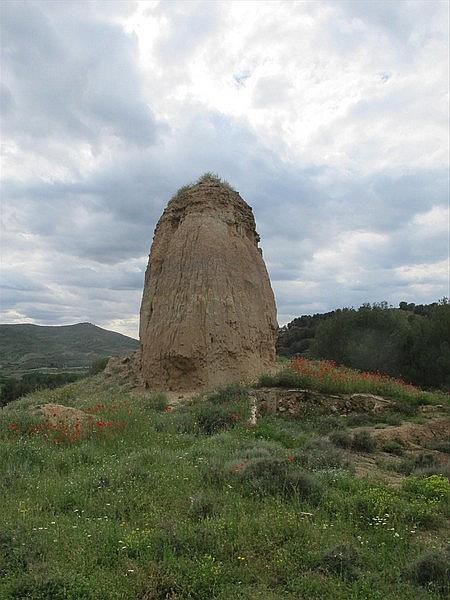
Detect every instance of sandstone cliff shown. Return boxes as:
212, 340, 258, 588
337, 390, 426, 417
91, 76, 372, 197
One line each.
139, 175, 278, 391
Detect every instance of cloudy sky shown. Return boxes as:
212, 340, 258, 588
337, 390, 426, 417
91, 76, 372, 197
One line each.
1, 0, 449, 338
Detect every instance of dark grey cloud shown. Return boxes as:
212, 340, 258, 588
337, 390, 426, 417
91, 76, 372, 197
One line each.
1, 0, 159, 147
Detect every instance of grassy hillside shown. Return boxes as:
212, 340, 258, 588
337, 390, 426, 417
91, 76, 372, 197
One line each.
1, 367, 448, 600
0, 323, 138, 374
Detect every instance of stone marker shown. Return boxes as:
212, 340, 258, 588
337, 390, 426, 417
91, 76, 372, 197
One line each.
139, 175, 278, 391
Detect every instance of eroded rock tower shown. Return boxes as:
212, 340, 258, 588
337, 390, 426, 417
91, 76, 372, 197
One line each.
139, 175, 278, 391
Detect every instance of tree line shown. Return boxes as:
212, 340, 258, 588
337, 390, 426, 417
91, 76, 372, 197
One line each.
277, 299, 450, 390
0, 357, 110, 407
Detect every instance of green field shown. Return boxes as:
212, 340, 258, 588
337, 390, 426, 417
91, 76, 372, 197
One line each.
0, 372, 448, 600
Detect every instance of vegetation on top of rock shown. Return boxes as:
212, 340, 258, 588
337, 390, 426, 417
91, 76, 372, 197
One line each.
169, 172, 235, 205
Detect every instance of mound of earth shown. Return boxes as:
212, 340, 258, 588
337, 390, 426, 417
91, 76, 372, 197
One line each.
32, 403, 92, 427
371, 417, 450, 450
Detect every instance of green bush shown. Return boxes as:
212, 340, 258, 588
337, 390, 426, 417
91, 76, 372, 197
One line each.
353, 485, 397, 519
237, 440, 284, 460
351, 431, 377, 452
207, 383, 248, 404
234, 456, 323, 500
250, 421, 299, 448
89, 356, 110, 375
425, 440, 450, 454
296, 437, 349, 471
317, 543, 361, 580
381, 440, 404, 455
329, 430, 353, 449
403, 546, 450, 590
401, 474, 450, 502
396, 453, 442, 475
346, 413, 374, 427
257, 368, 302, 388
312, 415, 345, 434
188, 492, 217, 521
194, 403, 242, 435
143, 392, 168, 412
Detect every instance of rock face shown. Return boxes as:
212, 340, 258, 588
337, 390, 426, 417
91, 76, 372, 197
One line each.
139, 176, 278, 391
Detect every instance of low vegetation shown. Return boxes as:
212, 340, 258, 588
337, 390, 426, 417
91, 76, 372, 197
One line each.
258, 356, 448, 404
169, 172, 235, 205
0, 372, 86, 407
0, 373, 448, 599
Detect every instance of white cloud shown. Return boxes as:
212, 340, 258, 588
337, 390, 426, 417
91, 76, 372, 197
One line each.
1, 0, 449, 336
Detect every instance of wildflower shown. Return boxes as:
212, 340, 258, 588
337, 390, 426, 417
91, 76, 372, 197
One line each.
287, 455, 295, 462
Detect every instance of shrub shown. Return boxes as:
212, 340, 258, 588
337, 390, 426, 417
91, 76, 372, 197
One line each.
382, 413, 402, 426
415, 462, 450, 478
401, 474, 450, 502
312, 415, 345, 434
250, 421, 299, 448
89, 356, 110, 375
404, 547, 450, 590
237, 440, 284, 460
207, 383, 248, 404
234, 457, 323, 500
396, 453, 442, 475
188, 492, 217, 520
351, 431, 377, 452
329, 430, 353, 449
346, 413, 374, 427
257, 369, 302, 389
426, 440, 450, 454
194, 403, 242, 435
354, 485, 397, 519
317, 543, 361, 580
390, 398, 419, 417
295, 437, 348, 471
403, 499, 442, 529
197, 172, 234, 190
143, 393, 168, 412
381, 440, 404, 455
152, 409, 197, 434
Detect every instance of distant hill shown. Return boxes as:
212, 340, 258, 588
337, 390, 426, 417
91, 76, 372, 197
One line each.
0, 322, 139, 374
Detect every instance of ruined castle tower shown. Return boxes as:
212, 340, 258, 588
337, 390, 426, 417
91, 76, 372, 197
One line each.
139, 175, 278, 391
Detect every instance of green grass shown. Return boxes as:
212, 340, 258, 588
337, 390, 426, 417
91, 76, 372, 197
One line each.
258, 359, 449, 406
0, 377, 448, 599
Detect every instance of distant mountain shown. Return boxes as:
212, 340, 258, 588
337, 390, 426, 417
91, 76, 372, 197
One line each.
0, 322, 139, 374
